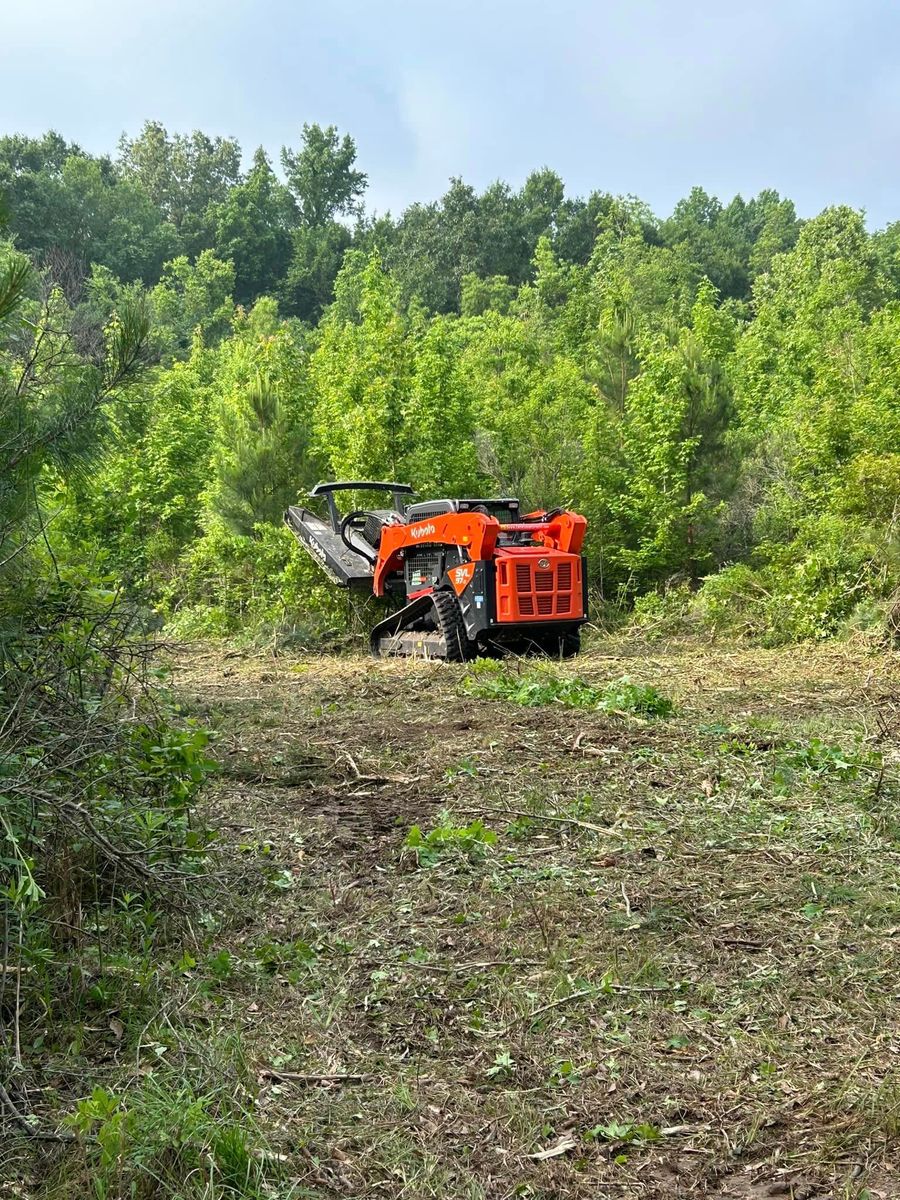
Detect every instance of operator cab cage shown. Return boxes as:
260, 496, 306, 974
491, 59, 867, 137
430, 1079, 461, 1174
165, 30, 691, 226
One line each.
285, 482, 528, 589
310, 481, 414, 533
406, 497, 521, 525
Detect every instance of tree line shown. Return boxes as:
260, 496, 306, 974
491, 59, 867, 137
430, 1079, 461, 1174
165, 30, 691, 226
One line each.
1, 121, 803, 320
2, 120, 899, 646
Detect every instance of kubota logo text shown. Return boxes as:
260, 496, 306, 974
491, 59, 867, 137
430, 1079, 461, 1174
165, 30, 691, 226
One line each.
410, 523, 436, 539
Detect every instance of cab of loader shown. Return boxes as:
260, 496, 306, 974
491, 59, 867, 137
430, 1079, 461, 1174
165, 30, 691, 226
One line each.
405, 497, 521, 525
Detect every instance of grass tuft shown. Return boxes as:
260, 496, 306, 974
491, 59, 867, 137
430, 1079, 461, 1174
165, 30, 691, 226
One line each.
462, 660, 674, 716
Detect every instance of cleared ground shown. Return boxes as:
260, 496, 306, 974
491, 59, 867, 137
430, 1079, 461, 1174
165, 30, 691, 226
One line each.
165, 636, 900, 1199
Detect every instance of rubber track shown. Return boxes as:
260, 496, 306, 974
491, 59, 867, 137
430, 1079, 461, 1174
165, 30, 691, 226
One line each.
431, 590, 471, 661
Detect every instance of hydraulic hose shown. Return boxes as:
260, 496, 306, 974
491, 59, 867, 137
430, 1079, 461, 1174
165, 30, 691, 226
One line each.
339, 510, 379, 566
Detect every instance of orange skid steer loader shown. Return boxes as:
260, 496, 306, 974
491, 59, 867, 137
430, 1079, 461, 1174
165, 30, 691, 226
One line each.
285, 482, 588, 659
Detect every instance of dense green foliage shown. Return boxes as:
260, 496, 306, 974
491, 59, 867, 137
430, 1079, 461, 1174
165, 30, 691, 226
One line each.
4, 117, 896, 1194
0, 245, 220, 1169
1, 121, 898, 646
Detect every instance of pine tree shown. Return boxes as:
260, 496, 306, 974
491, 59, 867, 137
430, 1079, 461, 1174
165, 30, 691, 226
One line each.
207, 299, 315, 536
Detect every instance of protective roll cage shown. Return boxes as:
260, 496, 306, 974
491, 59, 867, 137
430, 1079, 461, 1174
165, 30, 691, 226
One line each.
310, 480, 412, 525
304, 481, 410, 568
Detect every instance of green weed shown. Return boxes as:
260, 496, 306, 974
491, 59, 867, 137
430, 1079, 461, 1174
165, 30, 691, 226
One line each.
485, 1050, 516, 1081
61, 1048, 281, 1200
599, 678, 675, 717
404, 811, 497, 867
773, 737, 880, 795
253, 938, 318, 974
585, 1120, 661, 1145
462, 662, 673, 717
549, 1059, 583, 1087
445, 758, 478, 782
782, 737, 877, 778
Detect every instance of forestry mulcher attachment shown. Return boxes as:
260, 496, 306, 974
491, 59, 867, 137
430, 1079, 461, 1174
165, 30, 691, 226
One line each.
285, 482, 588, 660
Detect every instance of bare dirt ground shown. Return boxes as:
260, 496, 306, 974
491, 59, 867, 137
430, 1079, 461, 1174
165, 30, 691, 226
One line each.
173, 637, 900, 1199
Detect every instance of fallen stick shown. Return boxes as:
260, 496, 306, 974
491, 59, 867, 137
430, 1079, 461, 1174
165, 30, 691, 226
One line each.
397, 959, 541, 974
457, 805, 609, 837
503, 987, 595, 1035
0, 1082, 76, 1143
260, 1070, 374, 1086
572, 731, 622, 757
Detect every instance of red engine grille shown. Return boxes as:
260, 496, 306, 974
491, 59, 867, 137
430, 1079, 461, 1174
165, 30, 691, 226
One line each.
495, 555, 582, 622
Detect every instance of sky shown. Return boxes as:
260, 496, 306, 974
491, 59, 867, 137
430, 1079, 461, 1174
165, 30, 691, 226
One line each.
2, 0, 900, 226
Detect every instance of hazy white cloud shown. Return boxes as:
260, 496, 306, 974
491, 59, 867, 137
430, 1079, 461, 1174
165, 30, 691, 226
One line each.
1, 0, 899, 224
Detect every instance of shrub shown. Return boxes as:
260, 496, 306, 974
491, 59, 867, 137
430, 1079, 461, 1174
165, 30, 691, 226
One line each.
695, 515, 896, 645
463, 661, 674, 716
61, 1042, 281, 1200
404, 812, 497, 867
163, 519, 346, 645
0, 578, 215, 1077
694, 563, 771, 639
630, 584, 696, 638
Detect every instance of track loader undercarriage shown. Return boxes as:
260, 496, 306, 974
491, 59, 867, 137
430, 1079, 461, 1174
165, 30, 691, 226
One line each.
285, 482, 588, 660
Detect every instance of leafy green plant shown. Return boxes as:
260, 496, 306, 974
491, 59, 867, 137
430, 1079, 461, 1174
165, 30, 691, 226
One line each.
253, 937, 318, 978
549, 1059, 582, 1086
403, 811, 497, 867
772, 737, 879, 794
64, 1058, 280, 1200
463, 661, 673, 717
585, 1120, 661, 1145
599, 678, 675, 717
445, 758, 478, 782
783, 738, 876, 778
485, 1050, 516, 1081
68, 1088, 131, 1176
